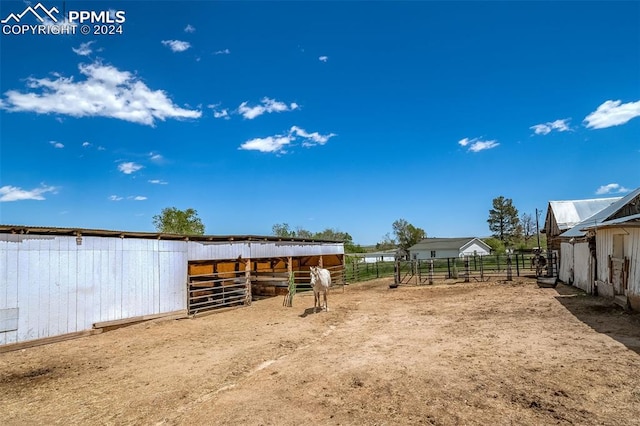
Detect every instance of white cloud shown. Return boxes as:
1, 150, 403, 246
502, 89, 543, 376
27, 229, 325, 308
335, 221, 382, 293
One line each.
0, 61, 201, 126
584, 100, 640, 129
319, 56, 328, 62
82, 141, 91, 147
214, 48, 230, 55
530, 118, 571, 135
149, 152, 163, 162
118, 162, 143, 174
240, 135, 294, 153
0, 184, 58, 202
290, 126, 336, 146
130, 195, 147, 201
148, 179, 168, 185
458, 137, 499, 153
213, 108, 229, 119
49, 141, 64, 148
240, 126, 336, 154
595, 183, 630, 195
108, 195, 123, 201
237, 97, 299, 120
72, 41, 95, 56
184, 24, 196, 33
161, 40, 191, 52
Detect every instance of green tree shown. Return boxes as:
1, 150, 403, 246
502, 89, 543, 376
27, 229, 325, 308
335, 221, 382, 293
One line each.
272, 223, 296, 238
392, 218, 426, 253
483, 237, 506, 254
376, 232, 397, 251
153, 207, 205, 235
520, 213, 536, 244
487, 196, 520, 245
296, 227, 313, 239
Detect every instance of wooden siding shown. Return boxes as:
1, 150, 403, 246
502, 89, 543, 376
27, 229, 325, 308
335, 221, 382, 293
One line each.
0, 235, 187, 346
559, 242, 592, 293
596, 228, 640, 309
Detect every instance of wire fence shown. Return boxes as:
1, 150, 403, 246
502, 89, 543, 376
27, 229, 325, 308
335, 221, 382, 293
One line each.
394, 253, 552, 285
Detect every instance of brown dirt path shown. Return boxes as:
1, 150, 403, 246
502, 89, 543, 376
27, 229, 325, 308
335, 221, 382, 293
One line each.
2, 278, 640, 425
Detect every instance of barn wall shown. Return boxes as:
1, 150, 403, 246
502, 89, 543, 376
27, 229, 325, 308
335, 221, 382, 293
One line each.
573, 243, 592, 293
627, 229, 640, 310
596, 227, 640, 309
559, 242, 573, 284
0, 235, 187, 347
187, 241, 344, 261
1, 234, 346, 347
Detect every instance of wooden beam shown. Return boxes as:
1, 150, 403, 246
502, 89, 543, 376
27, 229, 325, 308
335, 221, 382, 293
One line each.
0, 329, 103, 354
93, 310, 187, 329
245, 256, 252, 306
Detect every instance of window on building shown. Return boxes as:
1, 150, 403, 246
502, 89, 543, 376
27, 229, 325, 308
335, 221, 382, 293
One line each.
430, 250, 436, 258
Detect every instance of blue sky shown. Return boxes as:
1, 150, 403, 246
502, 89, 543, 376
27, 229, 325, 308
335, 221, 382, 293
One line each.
0, 1, 638, 245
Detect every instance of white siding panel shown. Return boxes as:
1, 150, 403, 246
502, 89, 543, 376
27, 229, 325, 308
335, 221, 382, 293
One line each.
596, 231, 613, 283
625, 229, 640, 300
573, 243, 591, 293
559, 242, 573, 284
187, 241, 344, 261
76, 248, 94, 332
159, 250, 187, 313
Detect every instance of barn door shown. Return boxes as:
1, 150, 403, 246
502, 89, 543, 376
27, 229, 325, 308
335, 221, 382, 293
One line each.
610, 235, 627, 296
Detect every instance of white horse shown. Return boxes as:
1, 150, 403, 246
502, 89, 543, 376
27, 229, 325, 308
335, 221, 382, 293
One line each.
310, 266, 331, 312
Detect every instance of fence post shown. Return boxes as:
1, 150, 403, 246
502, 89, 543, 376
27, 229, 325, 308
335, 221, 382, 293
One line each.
507, 253, 513, 281
480, 256, 484, 281
447, 258, 451, 279
473, 255, 477, 271
497, 254, 501, 272
429, 259, 434, 284
394, 259, 399, 285
515, 253, 520, 277
464, 256, 470, 283
376, 261, 379, 278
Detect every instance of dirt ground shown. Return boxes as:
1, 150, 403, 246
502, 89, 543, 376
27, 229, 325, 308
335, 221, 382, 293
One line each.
2, 277, 640, 426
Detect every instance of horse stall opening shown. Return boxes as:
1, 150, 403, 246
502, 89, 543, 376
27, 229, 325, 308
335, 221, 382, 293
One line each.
187, 254, 345, 314
188, 260, 250, 315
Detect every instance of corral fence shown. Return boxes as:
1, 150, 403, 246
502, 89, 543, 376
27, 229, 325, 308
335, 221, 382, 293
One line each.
343, 260, 396, 283
394, 253, 555, 285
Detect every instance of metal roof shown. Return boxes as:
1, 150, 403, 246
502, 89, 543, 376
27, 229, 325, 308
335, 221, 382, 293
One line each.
409, 237, 490, 252
560, 186, 640, 238
0, 224, 344, 244
548, 197, 621, 231
582, 213, 640, 229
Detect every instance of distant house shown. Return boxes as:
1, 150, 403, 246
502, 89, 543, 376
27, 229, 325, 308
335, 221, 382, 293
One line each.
542, 197, 621, 254
409, 238, 491, 260
558, 187, 640, 310
347, 250, 397, 264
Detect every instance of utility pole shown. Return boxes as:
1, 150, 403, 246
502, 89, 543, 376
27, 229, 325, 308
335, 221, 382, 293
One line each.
535, 208, 541, 249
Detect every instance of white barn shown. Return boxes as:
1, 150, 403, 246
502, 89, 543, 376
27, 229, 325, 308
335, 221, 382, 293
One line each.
588, 214, 640, 310
0, 226, 344, 350
557, 187, 640, 309
409, 237, 491, 260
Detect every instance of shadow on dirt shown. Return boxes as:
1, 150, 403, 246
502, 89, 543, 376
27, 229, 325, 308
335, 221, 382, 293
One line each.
553, 282, 640, 355
298, 307, 321, 318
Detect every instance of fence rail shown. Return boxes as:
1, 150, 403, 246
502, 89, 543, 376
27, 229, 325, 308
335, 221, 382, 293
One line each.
393, 253, 550, 285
